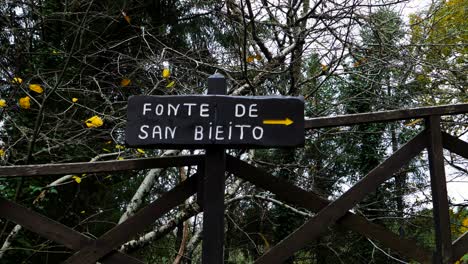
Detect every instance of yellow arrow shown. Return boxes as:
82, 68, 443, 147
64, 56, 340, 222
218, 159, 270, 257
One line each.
263, 118, 294, 126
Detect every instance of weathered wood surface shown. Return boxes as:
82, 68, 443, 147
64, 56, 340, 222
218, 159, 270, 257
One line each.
202, 74, 227, 264
63, 173, 199, 264
225, 136, 433, 264
0, 155, 203, 177
305, 103, 468, 129
442, 132, 468, 159
244, 130, 429, 263
0, 197, 144, 264
426, 116, 453, 264
452, 232, 468, 263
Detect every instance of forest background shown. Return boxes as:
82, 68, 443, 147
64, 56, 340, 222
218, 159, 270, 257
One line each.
0, 0, 467, 263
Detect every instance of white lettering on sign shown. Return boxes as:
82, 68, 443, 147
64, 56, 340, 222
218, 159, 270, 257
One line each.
235, 104, 258, 117
200, 104, 209, 117
191, 123, 264, 141
215, 126, 224, 140
235, 104, 245, 117
194, 126, 203, 140
138, 125, 177, 140
252, 126, 263, 139
143, 104, 151, 115
168, 104, 179, 116
141, 103, 211, 117
138, 125, 149, 139
183, 103, 196, 116
134, 100, 292, 144
249, 104, 258, 117
155, 104, 164, 115
235, 125, 251, 140
228, 122, 233, 140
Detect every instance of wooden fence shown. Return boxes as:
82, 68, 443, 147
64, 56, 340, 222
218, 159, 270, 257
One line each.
1, 103, 467, 263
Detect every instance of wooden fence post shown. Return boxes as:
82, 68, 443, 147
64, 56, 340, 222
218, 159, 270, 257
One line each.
202, 73, 226, 264
426, 115, 453, 264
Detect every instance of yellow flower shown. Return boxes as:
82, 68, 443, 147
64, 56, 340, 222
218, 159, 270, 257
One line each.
85, 115, 104, 128
137, 148, 145, 154
246, 55, 255, 63
162, 68, 170, 78
255, 54, 262, 60
120, 78, 131, 87
115, 144, 125, 150
0, 99, 6, 108
29, 84, 44, 94
72, 98, 78, 103
19, 96, 31, 109
321, 64, 328, 71
72, 175, 82, 184
0, 149, 5, 157
461, 217, 468, 233
166, 80, 175, 88
12, 77, 23, 84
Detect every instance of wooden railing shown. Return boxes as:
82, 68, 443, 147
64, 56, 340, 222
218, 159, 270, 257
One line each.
1, 103, 467, 264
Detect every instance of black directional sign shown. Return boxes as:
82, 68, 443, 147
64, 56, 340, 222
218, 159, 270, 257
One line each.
125, 95, 304, 148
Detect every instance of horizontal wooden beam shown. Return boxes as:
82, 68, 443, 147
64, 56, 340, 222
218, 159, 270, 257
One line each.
0, 197, 144, 264
0, 155, 204, 177
225, 134, 433, 263
64, 173, 199, 264
305, 103, 468, 129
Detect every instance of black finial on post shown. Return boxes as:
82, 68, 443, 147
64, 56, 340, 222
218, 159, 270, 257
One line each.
208, 73, 226, 95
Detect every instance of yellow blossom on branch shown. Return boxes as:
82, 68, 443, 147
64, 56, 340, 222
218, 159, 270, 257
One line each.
72, 175, 81, 184
0, 99, 6, 108
29, 84, 44, 94
166, 80, 175, 88
19, 96, 31, 109
85, 115, 104, 128
72, 98, 78, 103
120, 78, 131, 87
115, 144, 125, 150
137, 148, 145, 154
12, 77, 23, 84
162, 68, 170, 78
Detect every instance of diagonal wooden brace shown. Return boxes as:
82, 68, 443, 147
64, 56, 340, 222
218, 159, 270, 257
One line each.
0, 197, 143, 264
227, 130, 430, 263
452, 232, 468, 263
441, 132, 468, 159
226, 154, 433, 263
62, 173, 199, 264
